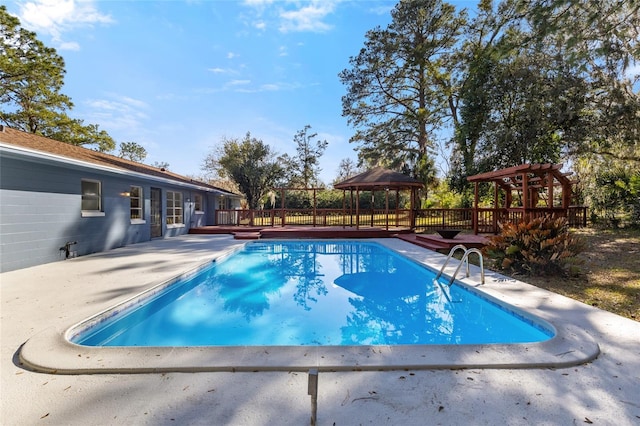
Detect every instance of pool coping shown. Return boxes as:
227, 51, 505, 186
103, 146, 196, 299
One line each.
18, 239, 600, 374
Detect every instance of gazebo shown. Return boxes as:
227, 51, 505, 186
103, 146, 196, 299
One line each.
466, 163, 577, 233
334, 167, 424, 230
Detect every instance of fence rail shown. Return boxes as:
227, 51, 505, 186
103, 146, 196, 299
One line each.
215, 206, 588, 233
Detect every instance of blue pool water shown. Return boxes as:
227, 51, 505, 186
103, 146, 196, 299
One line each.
72, 241, 553, 347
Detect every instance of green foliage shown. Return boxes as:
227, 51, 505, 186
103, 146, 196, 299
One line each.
590, 167, 640, 227
483, 216, 584, 276
447, 0, 639, 193
0, 5, 115, 151
290, 125, 328, 188
424, 180, 464, 208
269, 188, 405, 210
524, 0, 640, 162
339, 0, 465, 183
118, 142, 147, 162
316, 189, 344, 209
203, 132, 285, 209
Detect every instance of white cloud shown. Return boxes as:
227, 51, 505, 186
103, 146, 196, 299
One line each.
368, 5, 394, 16
17, 0, 113, 50
259, 81, 301, 91
227, 52, 239, 59
58, 41, 80, 51
84, 94, 148, 131
242, 0, 275, 6
228, 79, 251, 86
208, 67, 227, 74
241, 0, 338, 34
278, 2, 336, 33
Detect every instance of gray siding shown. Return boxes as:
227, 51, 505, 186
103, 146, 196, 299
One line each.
0, 155, 218, 272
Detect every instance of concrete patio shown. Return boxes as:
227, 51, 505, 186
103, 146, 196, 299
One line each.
2, 235, 639, 425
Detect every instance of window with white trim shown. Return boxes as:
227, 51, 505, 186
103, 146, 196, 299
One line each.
81, 179, 103, 216
194, 194, 203, 213
166, 191, 183, 225
130, 185, 144, 221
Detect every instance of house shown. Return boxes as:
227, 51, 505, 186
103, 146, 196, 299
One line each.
0, 126, 242, 272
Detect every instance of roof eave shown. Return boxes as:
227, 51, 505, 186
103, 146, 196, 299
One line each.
0, 142, 239, 196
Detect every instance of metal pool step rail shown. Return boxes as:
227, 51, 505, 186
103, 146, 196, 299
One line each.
435, 244, 485, 286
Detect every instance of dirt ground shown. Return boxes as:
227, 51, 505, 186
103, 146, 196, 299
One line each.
512, 227, 640, 321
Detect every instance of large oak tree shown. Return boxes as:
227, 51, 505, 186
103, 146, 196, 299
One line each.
202, 133, 285, 209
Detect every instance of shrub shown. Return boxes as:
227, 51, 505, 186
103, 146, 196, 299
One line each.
483, 216, 584, 276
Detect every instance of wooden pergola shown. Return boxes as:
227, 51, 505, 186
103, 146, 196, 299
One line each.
467, 163, 577, 233
334, 167, 424, 230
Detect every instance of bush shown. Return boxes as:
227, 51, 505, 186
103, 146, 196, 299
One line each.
483, 216, 584, 276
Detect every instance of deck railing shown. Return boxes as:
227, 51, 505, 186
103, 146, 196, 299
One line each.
215, 206, 588, 233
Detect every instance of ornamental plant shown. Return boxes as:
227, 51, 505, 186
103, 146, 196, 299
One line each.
483, 216, 584, 276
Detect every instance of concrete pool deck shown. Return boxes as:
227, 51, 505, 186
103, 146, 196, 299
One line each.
2, 235, 639, 424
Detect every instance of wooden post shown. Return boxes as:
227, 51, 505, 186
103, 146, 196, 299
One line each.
410, 187, 416, 231
547, 172, 554, 209
356, 188, 360, 229
385, 187, 389, 231
280, 188, 286, 226
522, 173, 529, 221
493, 181, 499, 233
313, 188, 317, 227
342, 190, 346, 228
473, 182, 479, 234
395, 190, 400, 227
370, 190, 374, 227
350, 190, 354, 227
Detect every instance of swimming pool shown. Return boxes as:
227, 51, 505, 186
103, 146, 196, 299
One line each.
18, 237, 599, 373
71, 241, 552, 347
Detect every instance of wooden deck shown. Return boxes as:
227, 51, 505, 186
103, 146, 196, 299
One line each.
189, 226, 412, 240
189, 226, 489, 251
395, 233, 490, 251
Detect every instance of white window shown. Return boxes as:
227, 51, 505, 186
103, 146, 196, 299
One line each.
130, 186, 144, 223
166, 191, 183, 225
81, 179, 104, 217
194, 194, 204, 213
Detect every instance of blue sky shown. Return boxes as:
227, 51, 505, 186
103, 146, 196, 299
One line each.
7, 0, 476, 184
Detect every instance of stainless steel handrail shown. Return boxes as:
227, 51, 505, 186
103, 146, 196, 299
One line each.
435, 244, 469, 281
448, 248, 485, 286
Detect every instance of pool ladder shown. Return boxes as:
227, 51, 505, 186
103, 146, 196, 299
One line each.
435, 244, 485, 286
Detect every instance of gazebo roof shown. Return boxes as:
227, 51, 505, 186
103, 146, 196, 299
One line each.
467, 163, 574, 190
334, 167, 424, 190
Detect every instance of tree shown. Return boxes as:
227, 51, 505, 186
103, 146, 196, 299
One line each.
333, 158, 360, 185
448, 0, 640, 194
290, 125, 327, 188
339, 0, 465, 188
118, 141, 147, 162
524, 0, 640, 163
0, 5, 115, 151
152, 161, 170, 170
202, 132, 285, 209
447, 0, 525, 190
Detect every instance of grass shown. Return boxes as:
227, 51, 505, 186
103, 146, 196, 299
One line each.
503, 227, 640, 321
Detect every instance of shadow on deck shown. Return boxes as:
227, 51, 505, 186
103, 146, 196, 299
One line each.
396, 233, 489, 251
